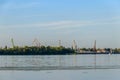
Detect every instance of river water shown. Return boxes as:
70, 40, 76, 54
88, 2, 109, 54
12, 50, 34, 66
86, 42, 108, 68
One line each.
0, 54, 120, 68
0, 69, 120, 80
0, 54, 120, 80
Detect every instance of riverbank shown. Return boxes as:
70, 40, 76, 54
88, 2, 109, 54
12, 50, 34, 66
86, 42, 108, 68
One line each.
0, 45, 120, 55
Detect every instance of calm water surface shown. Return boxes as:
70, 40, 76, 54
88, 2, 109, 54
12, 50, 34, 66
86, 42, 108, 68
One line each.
0, 54, 120, 80
0, 69, 120, 80
0, 54, 120, 67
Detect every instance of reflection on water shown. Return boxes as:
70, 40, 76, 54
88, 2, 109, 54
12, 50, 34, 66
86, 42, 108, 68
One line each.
0, 55, 120, 80
0, 54, 120, 69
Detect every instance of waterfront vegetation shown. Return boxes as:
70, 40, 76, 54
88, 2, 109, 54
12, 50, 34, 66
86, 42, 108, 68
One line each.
0, 46, 74, 55
0, 45, 120, 55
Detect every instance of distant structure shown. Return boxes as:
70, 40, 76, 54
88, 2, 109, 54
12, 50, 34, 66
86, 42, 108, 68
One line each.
32, 38, 41, 47
93, 40, 96, 52
11, 38, 15, 48
72, 40, 77, 51
59, 40, 61, 47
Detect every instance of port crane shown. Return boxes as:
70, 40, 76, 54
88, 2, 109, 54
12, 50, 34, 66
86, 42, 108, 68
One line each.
32, 38, 41, 47
93, 40, 96, 52
11, 38, 15, 48
59, 40, 61, 47
72, 40, 77, 51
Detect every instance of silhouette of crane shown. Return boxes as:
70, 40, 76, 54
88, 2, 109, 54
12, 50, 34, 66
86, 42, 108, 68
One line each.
32, 38, 41, 47
93, 40, 96, 52
11, 38, 15, 48
59, 40, 61, 47
72, 40, 77, 51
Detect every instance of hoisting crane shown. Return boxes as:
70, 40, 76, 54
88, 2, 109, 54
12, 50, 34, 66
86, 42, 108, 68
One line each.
93, 40, 96, 52
59, 40, 61, 47
32, 38, 41, 47
11, 38, 15, 48
72, 40, 77, 51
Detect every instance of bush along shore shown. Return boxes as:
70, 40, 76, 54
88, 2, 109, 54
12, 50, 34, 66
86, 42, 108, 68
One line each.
0, 46, 75, 55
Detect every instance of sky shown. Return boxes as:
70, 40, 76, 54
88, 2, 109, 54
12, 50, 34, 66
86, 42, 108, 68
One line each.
0, 0, 120, 48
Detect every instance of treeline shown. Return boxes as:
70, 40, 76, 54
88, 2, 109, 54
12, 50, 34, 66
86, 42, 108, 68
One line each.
113, 48, 120, 53
0, 45, 120, 55
0, 46, 74, 55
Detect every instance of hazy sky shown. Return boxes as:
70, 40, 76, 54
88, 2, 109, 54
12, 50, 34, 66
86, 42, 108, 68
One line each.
0, 0, 120, 48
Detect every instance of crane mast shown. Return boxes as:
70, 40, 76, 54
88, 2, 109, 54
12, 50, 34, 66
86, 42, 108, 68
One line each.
93, 40, 96, 52
59, 40, 61, 47
72, 40, 77, 51
11, 38, 15, 48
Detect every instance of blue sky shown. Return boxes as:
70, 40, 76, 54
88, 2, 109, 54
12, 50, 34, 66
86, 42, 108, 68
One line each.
0, 0, 120, 48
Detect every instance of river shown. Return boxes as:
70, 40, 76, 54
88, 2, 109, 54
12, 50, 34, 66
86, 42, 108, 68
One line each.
0, 54, 120, 80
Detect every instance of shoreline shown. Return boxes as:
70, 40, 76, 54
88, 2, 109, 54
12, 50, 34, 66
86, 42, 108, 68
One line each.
0, 52, 119, 55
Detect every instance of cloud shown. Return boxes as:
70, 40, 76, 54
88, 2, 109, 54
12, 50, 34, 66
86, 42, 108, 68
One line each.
0, 20, 93, 29
1, 17, 120, 30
